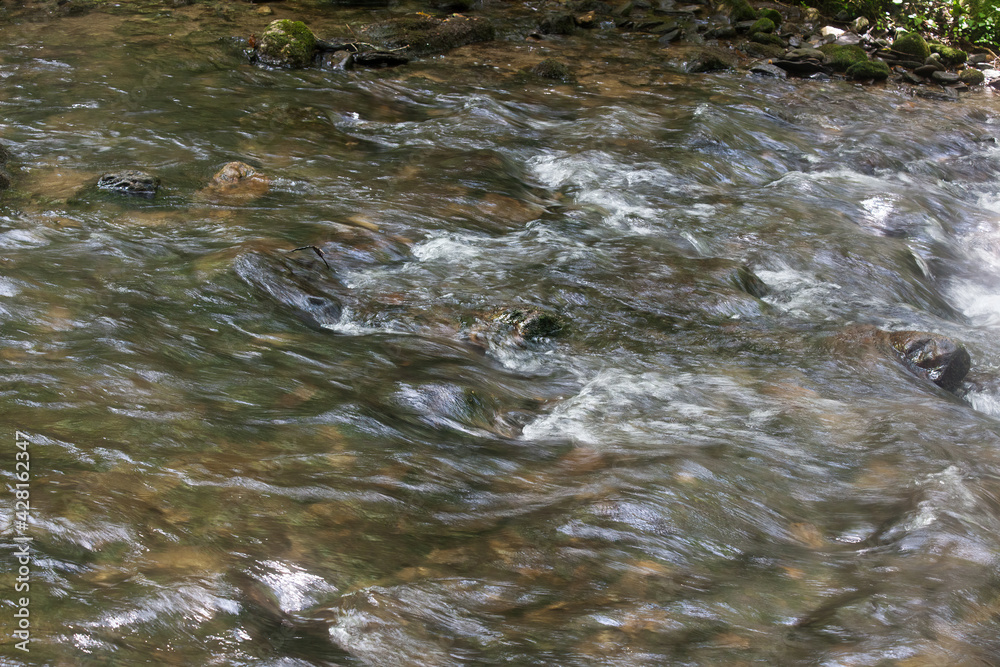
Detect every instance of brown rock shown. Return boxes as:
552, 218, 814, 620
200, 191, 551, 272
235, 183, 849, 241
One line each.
198, 161, 270, 203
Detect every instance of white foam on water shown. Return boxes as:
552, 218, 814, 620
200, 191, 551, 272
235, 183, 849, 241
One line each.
528, 151, 677, 233
259, 560, 337, 613
0, 276, 21, 297
755, 267, 843, 319
521, 369, 750, 448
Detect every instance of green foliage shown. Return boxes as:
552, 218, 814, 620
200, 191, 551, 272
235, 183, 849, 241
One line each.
893, 30, 932, 56
819, 43, 869, 69
800, 0, 1000, 48
846, 59, 892, 78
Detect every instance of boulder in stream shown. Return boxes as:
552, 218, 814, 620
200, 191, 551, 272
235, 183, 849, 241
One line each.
257, 19, 317, 68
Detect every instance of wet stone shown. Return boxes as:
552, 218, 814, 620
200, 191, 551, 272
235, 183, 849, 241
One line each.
914, 64, 942, 78
773, 59, 826, 75
352, 51, 410, 68
931, 71, 960, 84
705, 25, 737, 39
888, 331, 971, 391
97, 170, 160, 197
750, 62, 787, 78
490, 308, 565, 341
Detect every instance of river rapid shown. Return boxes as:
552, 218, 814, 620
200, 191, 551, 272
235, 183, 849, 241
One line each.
3, 1, 1000, 664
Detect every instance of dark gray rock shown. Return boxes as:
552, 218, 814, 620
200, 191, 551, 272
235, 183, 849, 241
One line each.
732, 266, 769, 298
914, 64, 941, 77
888, 331, 971, 391
773, 59, 826, 75
750, 62, 787, 78
931, 70, 960, 83
352, 51, 410, 68
97, 170, 160, 197
705, 25, 737, 38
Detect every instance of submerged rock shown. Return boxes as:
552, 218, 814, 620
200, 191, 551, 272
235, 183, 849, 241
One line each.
258, 19, 317, 68
531, 59, 573, 81
97, 170, 160, 197
197, 161, 270, 203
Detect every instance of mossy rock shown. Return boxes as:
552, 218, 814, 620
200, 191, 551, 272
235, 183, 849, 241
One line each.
258, 19, 317, 68
846, 59, 890, 80
819, 43, 867, 71
929, 43, 968, 65
723, 0, 757, 23
758, 8, 782, 26
748, 17, 775, 34
893, 31, 930, 60
960, 68, 985, 85
750, 32, 784, 47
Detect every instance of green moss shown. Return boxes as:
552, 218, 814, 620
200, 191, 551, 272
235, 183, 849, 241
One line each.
724, 0, 757, 23
258, 19, 317, 68
750, 32, 784, 46
748, 17, 775, 34
893, 31, 930, 60
929, 43, 968, 65
846, 59, 890, 80
759, 8, 782, 26
960, 68, 985, 85
819, 43, 867, 71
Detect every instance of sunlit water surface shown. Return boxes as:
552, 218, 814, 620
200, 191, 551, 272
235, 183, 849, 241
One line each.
3, 4, 1000, 665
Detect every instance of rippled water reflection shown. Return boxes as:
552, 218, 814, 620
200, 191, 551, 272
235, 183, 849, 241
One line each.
3, 3, 1000, 665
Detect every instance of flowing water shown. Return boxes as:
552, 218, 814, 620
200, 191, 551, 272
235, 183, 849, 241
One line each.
4, 2, 1000, 664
